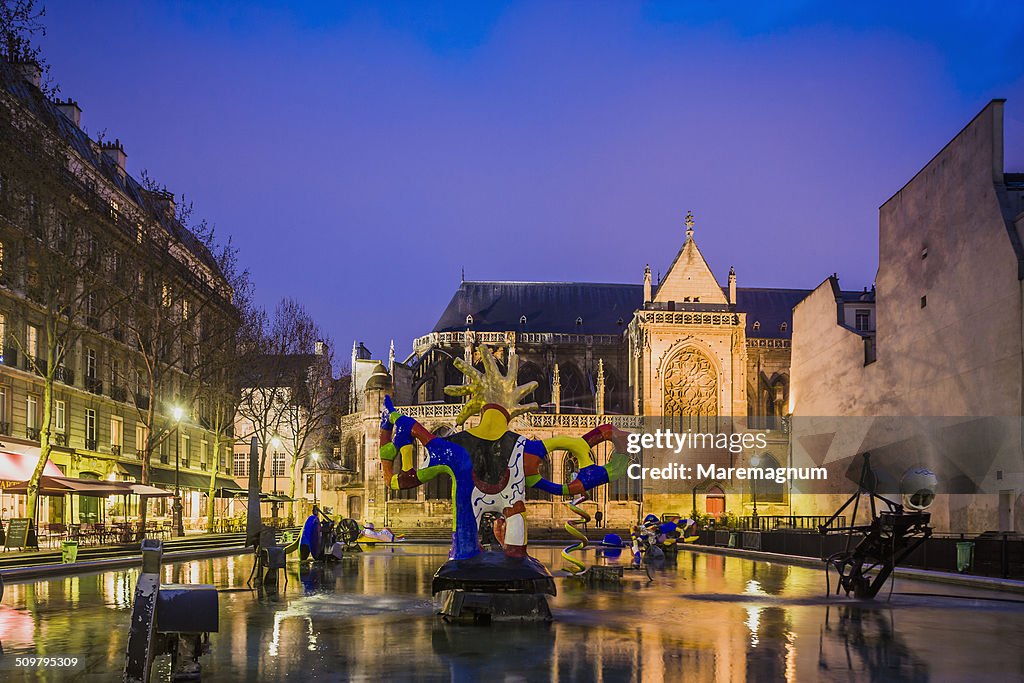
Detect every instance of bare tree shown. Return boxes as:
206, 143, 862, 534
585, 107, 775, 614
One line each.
235, 299, 336, 521
281, 332, 336, 521
0, 67, 125, 523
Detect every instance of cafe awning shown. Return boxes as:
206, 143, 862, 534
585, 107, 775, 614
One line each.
129, 483, 174, 497
3, 475, 131, 497
119, 463, 239, 492
0, 448, 64, 488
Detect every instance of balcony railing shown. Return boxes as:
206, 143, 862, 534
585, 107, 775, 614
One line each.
85, 376, 103, 394
27, 427, 41, 441
84, 438, 98, 451
110, 444, 121, 456
135, 393, 151, 410
109, 385, 128, 403
54, 365, 74, 385
0, 421, 9, 436
1, 348, 16, 367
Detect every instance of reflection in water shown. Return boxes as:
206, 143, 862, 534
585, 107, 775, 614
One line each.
0, 546, 1021, 681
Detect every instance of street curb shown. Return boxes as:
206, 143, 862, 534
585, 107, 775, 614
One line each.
0, 545, 248, 582
685, 543, 1024, 594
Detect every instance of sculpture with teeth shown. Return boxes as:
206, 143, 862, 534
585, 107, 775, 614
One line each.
379, 345, 629, 621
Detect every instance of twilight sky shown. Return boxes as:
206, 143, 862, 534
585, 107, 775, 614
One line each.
39, 1, 1024, 365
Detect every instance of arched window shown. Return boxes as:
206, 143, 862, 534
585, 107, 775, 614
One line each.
662, 347, 718, 431
517, 362, 549, 408
575, 316, 583, 326
562, 452, 579, 485
343, 437, 358, 471
753, 454, 784, 503
603, 366, 623, 414
779, 322, 788, 333
465, 315, 473, 326
559, 363, 591, 413
753, 320, 761, 331
519, 315, 527, 325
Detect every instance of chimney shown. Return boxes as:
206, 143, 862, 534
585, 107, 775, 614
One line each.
643, 264, 652, 303
728, 266, 737, 305
54, 98, 82, 127
100, 138, 127, 178
12, 60, 42, 88
152, 189, 176, 220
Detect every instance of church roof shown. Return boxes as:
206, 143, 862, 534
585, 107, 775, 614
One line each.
433, 280, 815, 340
433, 281, 639, 335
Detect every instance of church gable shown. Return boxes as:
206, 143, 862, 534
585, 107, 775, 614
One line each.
653, 213, 729, 305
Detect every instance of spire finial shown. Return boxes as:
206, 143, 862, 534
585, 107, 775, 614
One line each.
685, 210, 695, 238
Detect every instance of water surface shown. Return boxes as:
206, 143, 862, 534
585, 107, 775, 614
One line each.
1, 544, 1022, 681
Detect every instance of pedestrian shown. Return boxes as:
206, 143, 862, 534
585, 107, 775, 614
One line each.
594, 510, 603, 529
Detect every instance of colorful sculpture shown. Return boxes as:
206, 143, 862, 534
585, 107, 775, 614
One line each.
378, 346, 630, 619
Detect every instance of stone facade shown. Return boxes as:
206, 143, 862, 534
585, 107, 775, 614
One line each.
341, 218, 804, 529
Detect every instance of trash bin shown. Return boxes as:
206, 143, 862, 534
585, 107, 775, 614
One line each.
61, 540, 79, 564
728, 532, 738, 548
956, 541, 974, 573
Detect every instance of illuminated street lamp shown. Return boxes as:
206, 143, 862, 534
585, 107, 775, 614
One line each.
270, 436, 282, 519
751, 454, 760, 528
172, 405, 185, 537
311, 451, 320, 509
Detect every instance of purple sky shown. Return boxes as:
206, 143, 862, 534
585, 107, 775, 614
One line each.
39, 2, 1024, 364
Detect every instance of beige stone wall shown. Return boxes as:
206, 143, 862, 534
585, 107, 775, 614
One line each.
790, 101, 1024, 533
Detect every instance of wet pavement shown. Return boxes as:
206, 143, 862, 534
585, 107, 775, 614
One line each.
1, 544, 1023, 681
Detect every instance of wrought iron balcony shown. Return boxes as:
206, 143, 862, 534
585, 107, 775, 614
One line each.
1, 348, 16, 367
84, 438, 98, 451
86, 376, 103, 395
110, 385, 128, 403
111, 444, 122, 456
54, 365, 74, 385
27, 427, 41, 441
135, 393, 151, 410
0, 421, 10, 436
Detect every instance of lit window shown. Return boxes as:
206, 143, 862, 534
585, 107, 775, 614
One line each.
54, 400, 66, 433
110, 416, 123, 447
465, 315, 473, 325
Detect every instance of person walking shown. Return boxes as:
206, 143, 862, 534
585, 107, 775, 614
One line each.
594, 510, 604, 529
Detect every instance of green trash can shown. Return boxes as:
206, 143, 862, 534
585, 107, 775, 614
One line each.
956, 541, 974, 573
728, 532, 738, 548
61, 540, 79, 564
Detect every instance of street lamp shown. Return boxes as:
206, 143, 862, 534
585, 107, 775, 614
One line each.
751, 455, 760, 528
172, 406, 185, 537
270, 436, 282, 519
311, 451, 320, 509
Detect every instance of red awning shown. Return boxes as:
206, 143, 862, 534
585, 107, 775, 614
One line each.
0, 449, 63, 489
2, 475, 132, 497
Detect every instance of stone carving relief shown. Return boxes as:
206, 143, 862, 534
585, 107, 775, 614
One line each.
662, 347, 718, 417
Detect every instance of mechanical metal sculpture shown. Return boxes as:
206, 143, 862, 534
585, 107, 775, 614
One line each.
379, 346, 629, 621
819, 453, 935, 600
124, 539, 218, 682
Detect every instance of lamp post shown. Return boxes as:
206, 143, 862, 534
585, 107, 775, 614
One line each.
751, 455, 760, 529
172, 406, 184, 538
311, 452, 320, 510
270, 436, 282, 520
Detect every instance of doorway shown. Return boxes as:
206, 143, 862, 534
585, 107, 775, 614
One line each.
706, 485, 725, 516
